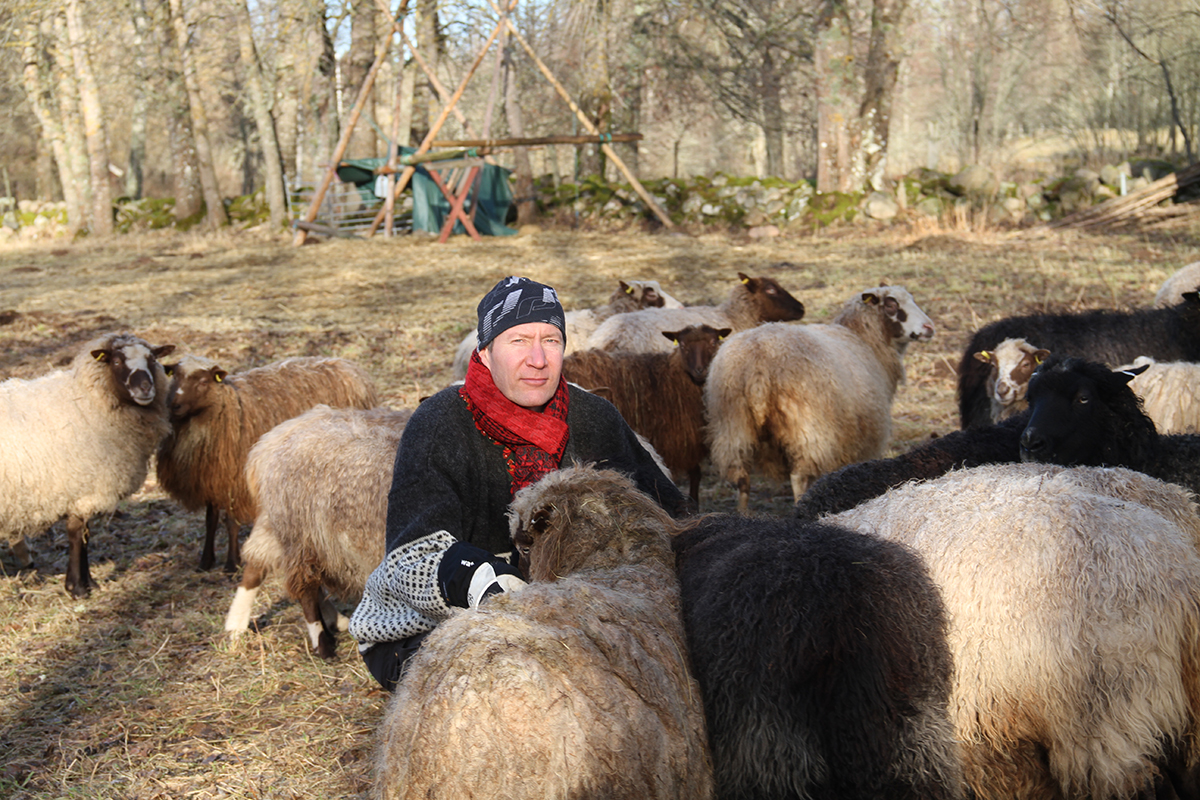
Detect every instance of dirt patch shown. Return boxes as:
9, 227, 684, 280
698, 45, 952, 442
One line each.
1, 222, 1197, 798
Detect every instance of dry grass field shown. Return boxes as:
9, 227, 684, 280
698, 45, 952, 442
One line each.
0, 219, 1197, 799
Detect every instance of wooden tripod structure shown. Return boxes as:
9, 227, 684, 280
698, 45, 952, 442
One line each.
292, 0, 672, 246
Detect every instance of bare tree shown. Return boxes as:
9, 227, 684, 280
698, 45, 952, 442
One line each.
345, 0, 381, 158
231, 0, 287, 228
168, 0, 227, 228
21, 12, 81, 224
65, 0, 113, 234
51, 10, 92, 231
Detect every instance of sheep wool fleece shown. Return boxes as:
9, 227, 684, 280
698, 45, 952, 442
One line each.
348, 383, 687, 652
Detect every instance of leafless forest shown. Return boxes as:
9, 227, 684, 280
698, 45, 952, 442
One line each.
2, 0, 1199, 237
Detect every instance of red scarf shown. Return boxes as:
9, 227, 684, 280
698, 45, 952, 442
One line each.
461, 350, 571, 493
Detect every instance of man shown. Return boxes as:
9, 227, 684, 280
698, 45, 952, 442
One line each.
350, 276, 687, 691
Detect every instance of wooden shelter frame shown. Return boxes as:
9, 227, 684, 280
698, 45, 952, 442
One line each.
291, 0, 672, 246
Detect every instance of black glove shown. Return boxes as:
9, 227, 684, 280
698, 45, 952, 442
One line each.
438, 542, 527, 610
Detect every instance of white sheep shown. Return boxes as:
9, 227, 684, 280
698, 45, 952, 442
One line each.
373, 465, 714, 800
1155, 260, 1200, 307
705, 285, 935, 512
156, 354, 380, 572
586, 272, 807, 355
1114, 355, 1200, 434
450, 278, 684, 377
0, 332, 174, 596
972, 337, 1049, 422
224, 404, 413, 658
828, 462, 1200, 800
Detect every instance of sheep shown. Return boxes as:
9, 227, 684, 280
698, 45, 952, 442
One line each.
705, 285, 935, 513
561, 324, 729, 505
1114, 355, 1200, 434
586, 272, 806, 355
156, 354, 380, 572
793, 412, 1027, 519
450, 278, 683, 377
373, 465, 714, 800
827, 462, 1200, 800
972, 337, 1049, 422
1017, 354, 1200, 497
1155, 260, 1200, 307
0, 332, 174, 596
223, 404, 413, 658
956, 290, 1200, 428
673, 513, 965, 800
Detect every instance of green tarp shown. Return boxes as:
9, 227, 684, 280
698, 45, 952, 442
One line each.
336, 150, 517, 237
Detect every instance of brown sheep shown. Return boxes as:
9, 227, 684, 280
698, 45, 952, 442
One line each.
562, 324, 728, 505
373, 465, 714, 800
156, 355, 379, 572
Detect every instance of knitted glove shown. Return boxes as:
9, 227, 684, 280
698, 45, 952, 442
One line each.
438, 541, 527, 610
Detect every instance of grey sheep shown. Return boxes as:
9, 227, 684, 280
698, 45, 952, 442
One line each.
373, 465, 714, 800
705, 285, 934, 512
224, 404, 413, 658
1155, 260, 1200, 307
586, 272, 806, 355
156, 355, 380, 572
0, 332, 174, 596
1114, 355, 1200, 433
828, 462, 1200, 800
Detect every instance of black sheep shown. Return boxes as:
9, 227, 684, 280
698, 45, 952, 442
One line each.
794, 414, 1026, 520
1019, 354, 1200, 496
673, 514, 965, 800
957, 292, 1200, 428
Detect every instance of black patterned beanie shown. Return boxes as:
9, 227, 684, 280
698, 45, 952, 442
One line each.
476, 276, 566, 349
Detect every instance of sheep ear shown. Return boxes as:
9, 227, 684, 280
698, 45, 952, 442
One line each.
529, 506, 554, 535
1034, 349, 1050, 364
717, 327, 732, 340
153, 344, 176, 359
620, 280, 633, 294
861, 292, 880, 305
974, 350, 993, 364
163, 363, 176, 377
91, 348, 110, 363
662, 330, 682, 344
213, 369, 228, 383
1117, 364, 1150, 381
738, 272, 752, 286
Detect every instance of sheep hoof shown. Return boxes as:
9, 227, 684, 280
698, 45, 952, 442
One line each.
315, 631, 337, 660
66, 581, 91, 599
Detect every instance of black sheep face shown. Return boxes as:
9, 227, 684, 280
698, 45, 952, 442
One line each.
1019, 355, 1149, 467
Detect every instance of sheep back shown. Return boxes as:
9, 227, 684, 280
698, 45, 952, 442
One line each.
673, 513, 963, 800
376, 465, 712, 800
0, 332, 172, 547
157, 355, 379, 523
828, 462, 1200, 800
1117, 356, 1200, 434
242, 404, 412, 603
1155, 261, 1200, 308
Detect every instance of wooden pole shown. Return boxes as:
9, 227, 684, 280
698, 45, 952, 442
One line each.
292, 35, 393, 245
431, 133, 643, 148
484, 0, 673, 228
366, 0, 516, 236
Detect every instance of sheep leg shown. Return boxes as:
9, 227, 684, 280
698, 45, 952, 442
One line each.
222, 512, 241, 573
736, 475, 751, 514
224, 560, 268, 636
688, 467, 701, 507
64, 514, 91, 598
200, 503, 219, 571
318, 588, 349, 633
297, 584, 337, 659
789, 473, 811, 504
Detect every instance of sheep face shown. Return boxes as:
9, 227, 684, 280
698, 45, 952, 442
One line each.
508, 465, 677, 581
863, 286, 936, 346
974, 338, 1049, 413
92, 336, 175, 407
163, 354, 228, 422
737, 272, 807, 323
662, 325, 730, 385
1020, 355, 1154, 466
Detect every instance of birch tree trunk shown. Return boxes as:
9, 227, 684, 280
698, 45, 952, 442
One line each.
126, 2, 152, 198
22, 17, 80, 223
345, 0, 379, 158
231, 0, 288, 229
51, 12, 92, 233
168, 0, 228, 228
502, 35, 535, 225
857, 0, 908, 189
65, 0, 113, 235
152, 0, 204, 221
413, 0, 440, 142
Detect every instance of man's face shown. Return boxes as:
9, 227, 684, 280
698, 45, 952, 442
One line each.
480, 322, 565, 410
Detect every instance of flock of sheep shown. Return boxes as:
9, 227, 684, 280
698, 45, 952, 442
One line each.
6, 258, 1200, 799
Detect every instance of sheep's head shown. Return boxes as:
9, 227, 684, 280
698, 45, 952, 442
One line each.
974, 338, 1049, 413
162, 354, 229, 422
1020, 354, 1156, 468
861, 286, 935, 347
738, 272, 806, 322
662, 324, 730, 385
85, 333, 174, 407
508, 464, 678, 582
